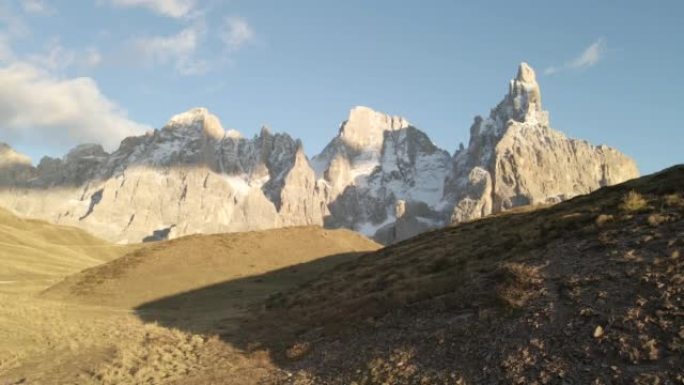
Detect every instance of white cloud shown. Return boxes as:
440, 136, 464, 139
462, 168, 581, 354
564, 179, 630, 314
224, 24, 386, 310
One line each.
0, 2, 146, 152
132, 25, 208, 75
545, 38, 606, 75
26, 39, 103, 71
109, 0, 195, 18
21, 0, 52, 15
220, 16, 254, 52
27, 41, 75, 70
0, 63, 149, 150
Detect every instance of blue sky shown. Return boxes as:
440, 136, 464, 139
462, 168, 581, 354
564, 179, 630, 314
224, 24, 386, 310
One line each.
0, 0, 681, 174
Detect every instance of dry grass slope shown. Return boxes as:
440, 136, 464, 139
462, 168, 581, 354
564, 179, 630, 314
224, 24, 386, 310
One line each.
0, 207, 134, 292
236, 165, 684, 384
1, 220, 379, 384
45, 226, 380, 308
2, 166, 683, 385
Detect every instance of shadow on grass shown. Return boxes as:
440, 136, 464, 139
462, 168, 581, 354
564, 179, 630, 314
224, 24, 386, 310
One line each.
132, 165, 684, 384
133, 251, 364, 338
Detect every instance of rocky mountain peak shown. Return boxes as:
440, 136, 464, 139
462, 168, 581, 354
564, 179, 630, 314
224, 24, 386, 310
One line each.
445, 63, 638, 227
225, 129, 242, 139
339, 106, 410, 150
0, 143, 31, 165
515, 61, 537, 83
0, 64, 640, 245
65, 144, 108, 160
0, 144, 33, 185
165, 107, 227, 140
500, 62, 546, 125
259, 125, 273, 137
468, 63, 548, 143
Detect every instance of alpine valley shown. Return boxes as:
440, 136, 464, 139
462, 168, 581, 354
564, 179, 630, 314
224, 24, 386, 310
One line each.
0, 64, 639, 244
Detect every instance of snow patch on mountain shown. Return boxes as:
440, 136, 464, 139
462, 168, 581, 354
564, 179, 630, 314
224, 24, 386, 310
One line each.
0, 63, 639, 245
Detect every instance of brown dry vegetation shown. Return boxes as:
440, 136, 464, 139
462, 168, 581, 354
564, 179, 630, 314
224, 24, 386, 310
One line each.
45, 226, 379, 308
0, 207, 135, 290
0, 214, 379, 384
218, 165, 684, 384
2, 166, 683, 385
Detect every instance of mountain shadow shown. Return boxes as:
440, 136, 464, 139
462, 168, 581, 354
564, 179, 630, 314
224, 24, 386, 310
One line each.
134, 165, 684, 384
133, 251, 365, 335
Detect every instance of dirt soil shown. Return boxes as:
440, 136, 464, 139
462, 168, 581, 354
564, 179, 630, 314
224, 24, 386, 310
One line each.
1, 166, 682, 384
225, 166, 684, 385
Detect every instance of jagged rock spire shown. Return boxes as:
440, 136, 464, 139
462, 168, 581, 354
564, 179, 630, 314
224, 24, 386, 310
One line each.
482, 63, 549, 128
0, 65, 639, 245
444, 62, 638, 226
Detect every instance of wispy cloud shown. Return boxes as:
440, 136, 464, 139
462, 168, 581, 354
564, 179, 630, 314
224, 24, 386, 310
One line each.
109, 0, 195, 19
0, 34, 14, 62
131, 24, 208, 75
83, 48, 102, 68
21, 0, 54, 15
220, 16, 254, 52
0, 3, 29, 38
27, 39, 102, 71
544, 38, 606, 75
0, 63, 149, 150
0, 5, 145, 150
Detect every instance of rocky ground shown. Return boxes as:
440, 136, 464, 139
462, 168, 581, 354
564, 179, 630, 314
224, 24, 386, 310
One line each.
235, 165, 684, 384
0, 166, 681, 385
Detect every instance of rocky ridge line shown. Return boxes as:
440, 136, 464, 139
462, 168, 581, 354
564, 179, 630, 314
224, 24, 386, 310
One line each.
0, 64, 639, 243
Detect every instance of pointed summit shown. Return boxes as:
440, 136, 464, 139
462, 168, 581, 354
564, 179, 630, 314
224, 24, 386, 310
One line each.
0, 143, 33, 185
165, 107, 228, 140
508, 63, 543, 122
516, 62, 537, 84
487, 62, 548, 126
446, 62, 638, 226
339, 106, 410, 150
0, 142, 32, 167
259, 125, 272, 137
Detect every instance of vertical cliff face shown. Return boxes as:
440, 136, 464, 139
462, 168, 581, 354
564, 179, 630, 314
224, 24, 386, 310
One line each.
311, 107, 452, 241
0, 64, 640, 244
311, 106, 413, 200
442, 63, 639, 225
0, 108, 325, 243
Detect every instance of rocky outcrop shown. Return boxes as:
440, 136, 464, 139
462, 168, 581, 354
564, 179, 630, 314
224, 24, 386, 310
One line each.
0, 143, 34, 185
0, 64, 639, 244
443, 63, 639, 224
313, 107, 452, 239
0, 108, 326, 243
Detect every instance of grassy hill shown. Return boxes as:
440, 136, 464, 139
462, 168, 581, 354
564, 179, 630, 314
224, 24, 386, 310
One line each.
3, 166, 682, 384
213, 165, 684, 384
0, 207, 134, 292
2, 219, 379, 384
45, 226, 380, 309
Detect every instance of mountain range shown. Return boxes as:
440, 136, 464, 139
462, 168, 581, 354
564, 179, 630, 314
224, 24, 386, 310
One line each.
0, 63, 639, 244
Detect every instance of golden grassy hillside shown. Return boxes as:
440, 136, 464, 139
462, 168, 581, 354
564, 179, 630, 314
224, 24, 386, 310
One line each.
4, 166, 682, 385
0, 207, 134, 292
2, 222, 378, 385
222, 165, 684, 385
45, 226, 380, 309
